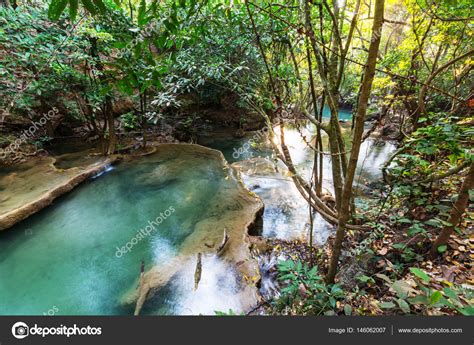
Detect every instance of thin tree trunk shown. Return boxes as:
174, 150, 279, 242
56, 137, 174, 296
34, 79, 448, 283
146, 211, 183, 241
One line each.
288, 41, 303, 99
430, 161, 474, 256
317, 95, 324, 196
245, 1, 279, 103
308, 180, 314, 266
327, 103, 344, 211
326, 0, 385, 284
306, 42, 321, 195
105, 96, 116, 155
140, 92, 148, 149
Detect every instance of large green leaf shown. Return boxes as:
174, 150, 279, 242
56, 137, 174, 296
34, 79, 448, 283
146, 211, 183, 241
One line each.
48, 0, 69, 20
137, 0, 147, 26
81, 0, 98, 15
49, 0, 105, 20
457, 306, 474, 316
430, 291, 442, 305
69, 0, 78, 21
379, 301, 396, 309
409, 267, 430, 283
397, 298, 410, 313
91, 0, 107, 13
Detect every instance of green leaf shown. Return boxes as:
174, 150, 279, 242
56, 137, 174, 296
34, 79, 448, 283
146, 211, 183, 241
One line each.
457, 306, 474, 316
379, 301, 396, 309
437, 296, 455, 309
425, 219, 442, 228
442, 287, 459, 301
408, 295, 430, 305
397, 298, 410, 313
409, 267, 430, 283
375, 273, 392, 284
330, 285, 343, 295
357, 275, 373, 283
437, 245, 447, 253
344, 304, 352, 315
81, 0, 98, 15
398, 218, 412, 224
392, 280, 415, 299
137, 0, 147, 26
69, 0, 78, 21
48, 0, 69, 20
92, 0, 107, 12
430, 291, 442, 305
437, 217, 453, 227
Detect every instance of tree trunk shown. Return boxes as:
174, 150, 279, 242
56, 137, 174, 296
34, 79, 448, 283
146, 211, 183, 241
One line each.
90, 37, 116, 156
329, 115, 344, 211
316, 94, 325, 196
326, 0, 385, 284
105, 96, 116, 155
306, 42, 321, 195
140, 93, 148, 149
430, 161, 474, 256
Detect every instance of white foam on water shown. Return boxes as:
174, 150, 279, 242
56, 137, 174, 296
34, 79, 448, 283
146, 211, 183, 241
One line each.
168, 255, 245, 315
91, 165, 115, 179
150, 237, 177, 265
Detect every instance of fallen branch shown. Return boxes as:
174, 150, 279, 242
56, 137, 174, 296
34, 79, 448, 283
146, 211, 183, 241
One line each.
216, 228, 230, 256
415, 160, 471, 184
246, 299, 270, 315
381, 145, 407, 184
194, 253, 202, 291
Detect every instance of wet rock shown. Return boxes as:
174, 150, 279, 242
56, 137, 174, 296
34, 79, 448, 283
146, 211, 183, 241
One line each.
0, 157, 118, 231
381, 123, 400, 138
366, 112, 382, 122
249, 236, 273, 255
